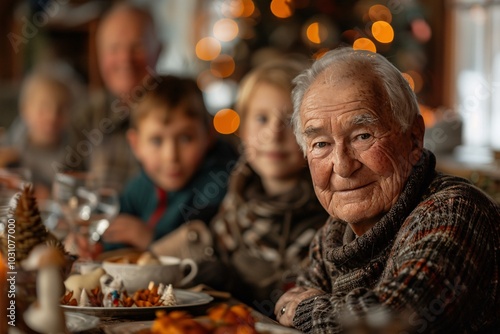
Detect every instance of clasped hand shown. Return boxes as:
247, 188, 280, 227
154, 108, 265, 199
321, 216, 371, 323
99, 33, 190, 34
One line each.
274, 286, 323, 327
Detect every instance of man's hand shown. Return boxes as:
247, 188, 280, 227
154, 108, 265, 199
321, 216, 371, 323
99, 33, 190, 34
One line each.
274, 286, 324, 327
102, 214, 153, 250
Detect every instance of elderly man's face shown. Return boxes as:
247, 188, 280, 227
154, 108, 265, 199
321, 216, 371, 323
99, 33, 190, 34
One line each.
97, 10, 158, 98
300, 69, 423, 235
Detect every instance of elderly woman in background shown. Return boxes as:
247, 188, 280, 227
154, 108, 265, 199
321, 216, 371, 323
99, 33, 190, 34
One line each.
274, 48, 500, 333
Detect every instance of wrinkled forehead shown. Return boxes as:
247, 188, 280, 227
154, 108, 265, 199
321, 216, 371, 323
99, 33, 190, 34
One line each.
304, 63, 391, 116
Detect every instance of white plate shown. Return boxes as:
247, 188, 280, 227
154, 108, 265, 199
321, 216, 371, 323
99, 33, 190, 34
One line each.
104, 321, 303, 334
61, 289, 213, 318
65, 311, 100, 332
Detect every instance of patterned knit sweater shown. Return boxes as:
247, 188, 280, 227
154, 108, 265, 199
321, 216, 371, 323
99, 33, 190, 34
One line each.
293, 150, 500, 333
210, 160, 329, 312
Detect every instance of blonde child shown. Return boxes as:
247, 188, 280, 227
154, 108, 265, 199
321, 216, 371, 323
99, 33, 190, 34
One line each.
205, 59, 328, 312
100, 75, 237, 252
2, 63, 83, 200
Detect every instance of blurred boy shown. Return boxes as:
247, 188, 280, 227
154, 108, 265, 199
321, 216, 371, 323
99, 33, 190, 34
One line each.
101, 75, 237, 252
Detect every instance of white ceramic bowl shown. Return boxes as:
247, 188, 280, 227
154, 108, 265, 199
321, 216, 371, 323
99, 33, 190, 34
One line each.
101, 256, 198, 293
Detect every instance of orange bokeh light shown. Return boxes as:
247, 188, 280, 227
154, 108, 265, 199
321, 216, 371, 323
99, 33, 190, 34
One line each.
353, 38, 376, 52
312, 48, 329, 59
196, 37, 221, 61
372, 21, 394, 44
407, 70, 424, 93
214, 109, 240, 134
211, 55, 236, 78
368, 5, 392, 23
241, 0, 255, 17
270, 0, 293, 19
214, 18, 239, 42
306, 22, 322, 44
401, 72, 415, 91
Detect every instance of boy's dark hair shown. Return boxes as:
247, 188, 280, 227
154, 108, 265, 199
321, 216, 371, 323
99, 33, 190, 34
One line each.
130, 75, 211, 129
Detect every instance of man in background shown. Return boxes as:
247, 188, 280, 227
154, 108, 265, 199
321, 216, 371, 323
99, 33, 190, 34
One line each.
80, 2, 162, 189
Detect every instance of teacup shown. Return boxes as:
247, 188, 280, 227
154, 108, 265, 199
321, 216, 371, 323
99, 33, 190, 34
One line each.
102, 255, 198, 293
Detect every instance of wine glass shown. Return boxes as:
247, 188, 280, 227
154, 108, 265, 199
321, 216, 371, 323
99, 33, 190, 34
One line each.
52, 171, 119, 260
52, 171, 95, 236
88, 186, 120, 245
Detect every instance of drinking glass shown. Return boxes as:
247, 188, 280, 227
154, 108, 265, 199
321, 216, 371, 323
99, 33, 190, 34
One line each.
52, 171, 119, 260
51, 171, 96, 238
88, 186, 120, 244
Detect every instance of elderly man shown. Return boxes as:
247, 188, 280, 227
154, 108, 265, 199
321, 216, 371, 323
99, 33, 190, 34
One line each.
82, 2, 162, 188
274, 48, 500, 333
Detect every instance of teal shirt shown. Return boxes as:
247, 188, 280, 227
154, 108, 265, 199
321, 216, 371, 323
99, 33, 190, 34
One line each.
104, 139, 238, 251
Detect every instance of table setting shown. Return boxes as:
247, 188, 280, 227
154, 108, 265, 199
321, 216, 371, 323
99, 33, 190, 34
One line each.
0, 171, 302, 334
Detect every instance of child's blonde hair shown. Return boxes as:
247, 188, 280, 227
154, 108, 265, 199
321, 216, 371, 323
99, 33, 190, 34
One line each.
131, 75, 211, 130
19, 61, 84, 111
235, 58, 310, 121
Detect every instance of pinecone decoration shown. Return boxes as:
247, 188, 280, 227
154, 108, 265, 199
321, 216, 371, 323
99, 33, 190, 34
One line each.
10, 184, 49, 264
45, 232, 68, 256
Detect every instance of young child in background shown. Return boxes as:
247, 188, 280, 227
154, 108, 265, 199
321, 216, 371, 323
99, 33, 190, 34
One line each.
205, 59, 328, 313
100, 75, 238, 253
150, 59, 329, 314
1, 63, 84, 200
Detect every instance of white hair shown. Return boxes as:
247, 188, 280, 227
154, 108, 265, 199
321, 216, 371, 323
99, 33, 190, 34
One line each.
291, 47, 420, 152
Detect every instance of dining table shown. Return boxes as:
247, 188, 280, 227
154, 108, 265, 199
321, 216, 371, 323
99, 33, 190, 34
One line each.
64, 284, 301, 334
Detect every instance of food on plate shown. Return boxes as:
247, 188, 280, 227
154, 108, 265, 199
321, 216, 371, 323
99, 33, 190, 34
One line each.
133, 283, 178, 307
61, 276, 178, 308
149, 311, 208, 334
61, 287, 102, 307
144, 304, 258, 334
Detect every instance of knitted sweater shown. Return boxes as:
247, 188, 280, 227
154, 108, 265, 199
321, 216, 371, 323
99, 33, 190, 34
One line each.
203, 160, 329, 314
293, 150, 500, 333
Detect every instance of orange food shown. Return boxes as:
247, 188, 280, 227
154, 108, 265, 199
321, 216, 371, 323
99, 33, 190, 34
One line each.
150, 304, 258, 334
151, 311, 209, 334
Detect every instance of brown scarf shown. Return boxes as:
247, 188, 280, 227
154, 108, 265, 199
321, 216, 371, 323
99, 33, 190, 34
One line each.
211, 160, 328, 297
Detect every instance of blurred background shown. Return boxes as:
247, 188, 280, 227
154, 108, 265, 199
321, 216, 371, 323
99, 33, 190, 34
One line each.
0, 0, 499, 200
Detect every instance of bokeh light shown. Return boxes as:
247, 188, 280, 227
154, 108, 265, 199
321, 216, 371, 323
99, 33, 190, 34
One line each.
214, 109, 240, 134
204, 80, 238, 114
214, 18, 239, 42
302, 16, 339, 48
401, 73, 415, 91
221, 0, 244, 18
312, 48, 329, 59
210, 55, 236, 78
306, 22, 325, 44
406, 70, 424, 93
241, 0, 256, 17
368, 5, 392, 23
195, 37, 221, 61
411, 19, 432, 43
270, 0, 293, 19
419, 104, 436, 128
353, 38, 376, 52
372, 21, 394, 44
